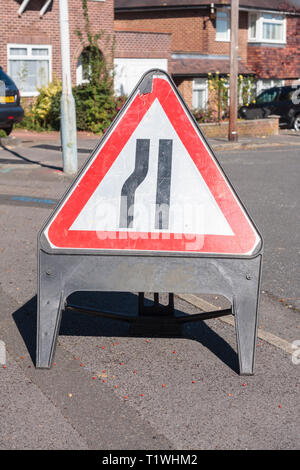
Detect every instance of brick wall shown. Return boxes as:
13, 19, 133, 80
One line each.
114, 9, 248, 59
174, 77, 193, 108
206, 11, 248, 61
115, 9, 207, 53
115, 30, 171, 59
247, 16, 300, 79
0, 0, 114, 85
200, 117, 279, 138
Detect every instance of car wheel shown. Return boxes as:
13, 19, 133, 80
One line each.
293, 114, 300, 131
4, 125, 13, 136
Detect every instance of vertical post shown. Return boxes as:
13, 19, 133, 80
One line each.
218, 79, 221, 124
59, 0, 78, 174
228, 0, 239, 142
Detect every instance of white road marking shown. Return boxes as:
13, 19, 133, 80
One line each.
177, 293, 294, 355
0, 340, 6, 365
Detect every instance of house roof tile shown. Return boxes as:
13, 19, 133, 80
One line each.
170, 56, 254, 76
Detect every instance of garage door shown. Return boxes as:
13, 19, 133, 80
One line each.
114, 58, 168, 96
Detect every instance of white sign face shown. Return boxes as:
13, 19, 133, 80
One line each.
71, 99, 233, 237
44, 72, 260, 255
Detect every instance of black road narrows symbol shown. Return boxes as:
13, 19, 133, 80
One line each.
155, 139, 173, 230
119, 138, 173, 230
119, 139, 150, 228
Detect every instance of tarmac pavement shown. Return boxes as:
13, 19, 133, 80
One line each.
0, 130, 299, 450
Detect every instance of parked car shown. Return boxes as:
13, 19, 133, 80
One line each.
238, 85, 300, 131
0, 67, 24, 135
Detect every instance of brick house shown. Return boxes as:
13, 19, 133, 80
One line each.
0, 0, 118, 98
114, 0, 300, 109
0, 0, 171, 101
1, 1, 299, 112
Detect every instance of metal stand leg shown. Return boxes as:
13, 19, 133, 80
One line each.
37, 289, 64, 368
234, 290, 259, 375
36, 253, 65, 368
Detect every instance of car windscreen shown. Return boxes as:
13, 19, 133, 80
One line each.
0, 69, 16, 88
256, 88, 279, 104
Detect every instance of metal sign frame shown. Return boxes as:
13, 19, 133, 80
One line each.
37, 69, 263, 375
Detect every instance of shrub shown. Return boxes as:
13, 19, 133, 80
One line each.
31, 80, 62, 129
192, 108, 218, 124
16, 80, 62, 131
18, 80, 127, 133
73, 82, 116, 134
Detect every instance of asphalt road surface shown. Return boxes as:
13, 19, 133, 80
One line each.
0, 141, 299, 450
217, 146, 300, 311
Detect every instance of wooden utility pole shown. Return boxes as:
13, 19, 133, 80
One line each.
228, 0, 239, 141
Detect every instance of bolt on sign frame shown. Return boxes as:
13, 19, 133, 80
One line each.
37, 70, 263, 375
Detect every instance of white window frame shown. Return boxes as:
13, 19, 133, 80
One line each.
216, 9, 230, 42
76, 52, 92, 86
7, 44, 52, 97
248, 12, 258, 41
248, 11, 286, 44
256, 79, 285, 94
192, 79, 208, 110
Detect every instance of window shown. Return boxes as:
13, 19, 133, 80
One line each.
192, 79, 208, 109
216, 10, 230, 42
262, 13, 284, 41
249, 13, 258, 40
76, 49, 92, 85
256, 79, 284, 94
7, 44, 51, 96
76, 47, 105, 86
248, 12, 286, 44
256, 88, 280, 104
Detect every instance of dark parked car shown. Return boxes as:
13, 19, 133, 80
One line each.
0, 67, 24, 135
239, 85, 300, 131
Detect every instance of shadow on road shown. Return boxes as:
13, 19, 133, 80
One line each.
12, 296, 37, 365
13, 291, 239, 373
33, 144, 92, 154
0, 144, 63, 171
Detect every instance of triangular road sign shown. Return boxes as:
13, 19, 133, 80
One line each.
44, 70, 261, 255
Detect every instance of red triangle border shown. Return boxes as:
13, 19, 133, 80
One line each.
46, 75, 259, 255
